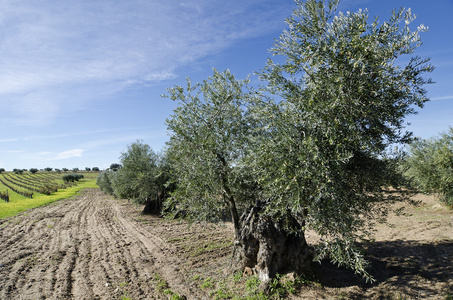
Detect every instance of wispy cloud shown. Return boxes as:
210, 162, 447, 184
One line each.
431, 95, 453, 101
0, 127, 151, 144
0, 0, 293, 126
34, 149, 84, 161
53, 149, 85, 160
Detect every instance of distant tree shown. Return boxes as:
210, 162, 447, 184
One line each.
72, 168, 79, 172
62, 173, 84, 182
403, 127, 453, 207
44, 167, 53, 172
13, 169, 24, 174
62, 168, 69, 172
55, 169, 61, 173
0, 168, 5, 173
85, 167, 91, 172
92, 167, 100, 172
29, 168, 39, 174
109, 163, 122, 171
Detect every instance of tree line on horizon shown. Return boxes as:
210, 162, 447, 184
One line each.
0, 167, 101, 174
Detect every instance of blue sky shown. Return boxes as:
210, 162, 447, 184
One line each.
0, 0, 452, 171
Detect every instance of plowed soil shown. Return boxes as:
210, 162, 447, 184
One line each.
0, 188, 452, 299
0, 189, 232, 299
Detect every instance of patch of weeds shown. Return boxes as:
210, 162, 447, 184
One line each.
47, 224, 53, 228
153, 273, 185, 299
154, 273, 169, 292
201, 277, 214, 289
232, 270, 243, 283
269, 274, 297, 297
241, 275, 267, 300
118, 281, 130, 300
191, 241, 232, 257
167, 236, 193, 244
232, 273, 310, 300
210, 281, 233, 300
163, 289, 185, 300
445, 293, 453, 300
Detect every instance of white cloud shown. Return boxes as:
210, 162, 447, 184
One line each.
31, 149, 84, 161
0, 0, 293, 126
53, 149, 85, 160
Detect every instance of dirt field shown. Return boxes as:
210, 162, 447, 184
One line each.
0, 188, 452, 299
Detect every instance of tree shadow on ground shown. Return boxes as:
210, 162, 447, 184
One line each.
313, 239, 453, 298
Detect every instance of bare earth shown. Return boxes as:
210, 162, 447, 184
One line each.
0, 188, 452, 299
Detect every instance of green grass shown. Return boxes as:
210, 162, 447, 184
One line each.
0, 178, 98, 219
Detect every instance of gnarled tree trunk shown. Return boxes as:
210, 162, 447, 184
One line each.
142, 197, 162, 215
235, 201, 312, 289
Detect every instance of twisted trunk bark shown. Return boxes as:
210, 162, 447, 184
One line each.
235, 201, 312, 289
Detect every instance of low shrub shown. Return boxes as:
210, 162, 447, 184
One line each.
62, 173, 84, 182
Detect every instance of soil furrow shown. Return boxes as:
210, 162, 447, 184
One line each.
0, 189, 175, 299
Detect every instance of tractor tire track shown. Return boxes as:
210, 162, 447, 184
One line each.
0, 188, 202, 299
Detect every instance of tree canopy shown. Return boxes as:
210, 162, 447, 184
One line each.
403, 127, 453, 207
250, 0, 434, 278
165, 69, 258, 235
98, 140, 172, 214
163, 0, 434, 284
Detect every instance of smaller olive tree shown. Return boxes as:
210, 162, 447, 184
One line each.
403, 127, 453, 207
13, 169, 24, 174
97, 169, 115, 195
108, 141, 172, 214
0, 168, 5, 173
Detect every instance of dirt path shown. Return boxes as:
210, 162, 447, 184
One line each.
0, 188, 212, 299
1, 188, 452, 299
